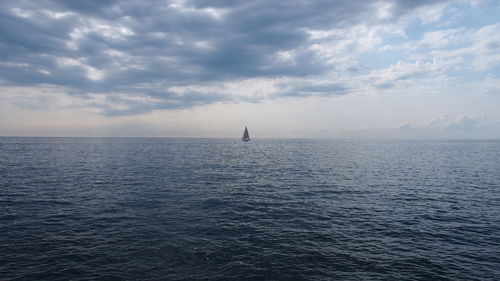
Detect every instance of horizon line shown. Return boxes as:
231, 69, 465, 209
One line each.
1, 136, 500, 141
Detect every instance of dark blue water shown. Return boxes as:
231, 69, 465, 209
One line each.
1, 138, 499, 280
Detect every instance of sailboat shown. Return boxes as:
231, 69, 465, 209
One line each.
242, 126, 251, 141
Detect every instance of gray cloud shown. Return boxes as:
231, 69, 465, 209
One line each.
286, 83, 350, 97
0, 0, 448, 115
374, 82, 394, 89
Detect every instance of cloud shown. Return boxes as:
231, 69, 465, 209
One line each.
304, 114, 500, 139
366, 59, 451, 89
480, 74, 500, 95
423, 115, 484, 131
293, 83, 349, 96
0, 0, 488, 116
391, 115, 500, 138
402, 23, 500, 73
415, 28, 467, 49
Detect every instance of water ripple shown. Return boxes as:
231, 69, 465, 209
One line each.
1, 138, 499, 280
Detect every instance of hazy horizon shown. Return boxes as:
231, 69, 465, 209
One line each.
2, 135, 500, 141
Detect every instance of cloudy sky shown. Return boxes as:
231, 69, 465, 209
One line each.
1, 0, 499, 138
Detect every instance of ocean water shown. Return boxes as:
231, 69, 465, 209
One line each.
1, 137, 499, 280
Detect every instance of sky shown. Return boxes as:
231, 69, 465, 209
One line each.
1, 0, 500, 138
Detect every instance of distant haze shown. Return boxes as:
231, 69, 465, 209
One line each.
1, 0, 500, 138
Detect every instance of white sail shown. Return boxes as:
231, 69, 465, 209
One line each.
242, 126, 250, 141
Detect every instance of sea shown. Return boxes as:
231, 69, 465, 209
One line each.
1, 137, 499, 280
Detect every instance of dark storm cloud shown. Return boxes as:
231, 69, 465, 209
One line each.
0, 0, 448, 114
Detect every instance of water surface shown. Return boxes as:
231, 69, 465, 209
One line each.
1, 138, 499, 280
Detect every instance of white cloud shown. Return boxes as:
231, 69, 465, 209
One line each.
374, 1, 395, 20
416, 28, 467, 49
365, 59, 454, 89
480, 73, 500, 95
385, 115, 500, 138
414, 3, 448, 24
408, 23, 500, 72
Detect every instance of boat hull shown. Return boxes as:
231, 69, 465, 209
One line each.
242, 138, 251, 141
